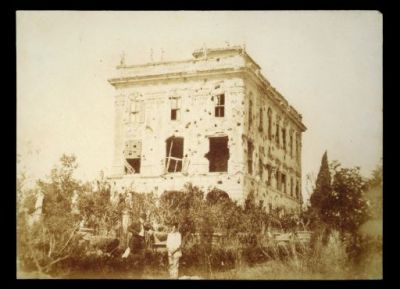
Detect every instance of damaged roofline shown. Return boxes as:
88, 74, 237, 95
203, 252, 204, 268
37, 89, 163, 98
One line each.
117, 45, 261, 71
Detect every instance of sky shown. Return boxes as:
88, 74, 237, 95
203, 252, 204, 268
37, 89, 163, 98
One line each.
17, 11, 382, 199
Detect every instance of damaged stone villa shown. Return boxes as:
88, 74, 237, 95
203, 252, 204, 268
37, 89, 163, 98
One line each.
108, 46, 306, 214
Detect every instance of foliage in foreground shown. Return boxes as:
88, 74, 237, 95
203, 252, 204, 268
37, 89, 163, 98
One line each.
17, 154, 382, 279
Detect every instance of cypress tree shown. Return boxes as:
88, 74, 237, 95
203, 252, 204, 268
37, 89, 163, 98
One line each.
310, 151, 332, 219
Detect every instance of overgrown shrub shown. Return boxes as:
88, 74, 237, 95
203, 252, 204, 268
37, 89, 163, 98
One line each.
17, 154, 382, 279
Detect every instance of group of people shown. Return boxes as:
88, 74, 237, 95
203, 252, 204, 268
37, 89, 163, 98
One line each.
123, 213, 182, 279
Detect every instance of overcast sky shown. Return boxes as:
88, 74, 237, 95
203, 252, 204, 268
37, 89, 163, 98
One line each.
17, 11, 382, 198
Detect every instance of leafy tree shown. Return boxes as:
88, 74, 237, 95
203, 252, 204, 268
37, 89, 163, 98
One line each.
18, 154, 83, 276
206, 188, 230, 205
330, 166, 370, 234
365, 164, 382, 220
159, 183, 204, 237
368, 163, 382, 188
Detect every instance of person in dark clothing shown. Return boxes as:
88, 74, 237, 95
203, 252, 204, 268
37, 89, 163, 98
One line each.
128, 213, 149, 251
125, 213, 152, 274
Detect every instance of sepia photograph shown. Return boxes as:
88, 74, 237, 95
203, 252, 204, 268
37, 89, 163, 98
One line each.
16, 10, 382, 280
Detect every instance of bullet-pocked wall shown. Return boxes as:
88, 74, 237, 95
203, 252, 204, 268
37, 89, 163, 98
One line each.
243, 76, 304, 214
110, 75, 247, 201
108, 46, 306, 209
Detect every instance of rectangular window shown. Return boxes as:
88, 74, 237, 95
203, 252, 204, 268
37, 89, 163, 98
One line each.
165, 137, 184, 173
130, 100, 138, 122
170, 97, 181, 121
247, 140, 254, 175
206, 136, 229, 172
259, 108, 263, 132
129, 99, 145, 123
124, 140, 141, 174
215, 94, 225, 117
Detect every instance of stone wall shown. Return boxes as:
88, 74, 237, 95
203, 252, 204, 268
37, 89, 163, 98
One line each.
110, 75, 247, 201
242, 77, 303, 213
108, 46, 306, 211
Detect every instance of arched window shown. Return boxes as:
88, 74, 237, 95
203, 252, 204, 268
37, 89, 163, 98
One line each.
296, 180, 300, 199
275, 119, 280, 147
249, 99, 253, 128
247, 140, 254, 175
290, 177, 294, 197
289, 131, 294, 158
267, 108, 272, 140
295, 133, 300, 161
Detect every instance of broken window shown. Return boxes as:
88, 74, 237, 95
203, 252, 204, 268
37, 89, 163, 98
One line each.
170, 97, 181, 121
247, 140, 254, 175
127, 98, 145, 123
282, 128, 286, 151
267, 108, 272, 140
214, 94, 225, 117
165, 136, 184, 173
259, 107, 263, 132
124, 140, 141, 174
206, 136, 229, 172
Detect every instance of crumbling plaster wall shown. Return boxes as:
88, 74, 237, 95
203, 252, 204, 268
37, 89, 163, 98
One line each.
242, 78, 303, 213
111, 75, 247, 201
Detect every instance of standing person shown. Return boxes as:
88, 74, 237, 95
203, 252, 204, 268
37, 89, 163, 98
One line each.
121, 208, 131, 247
127, 213, 147, 252
166, 223, 182, 279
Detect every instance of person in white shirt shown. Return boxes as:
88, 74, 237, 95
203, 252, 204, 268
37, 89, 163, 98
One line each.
166, 223, 182, 279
